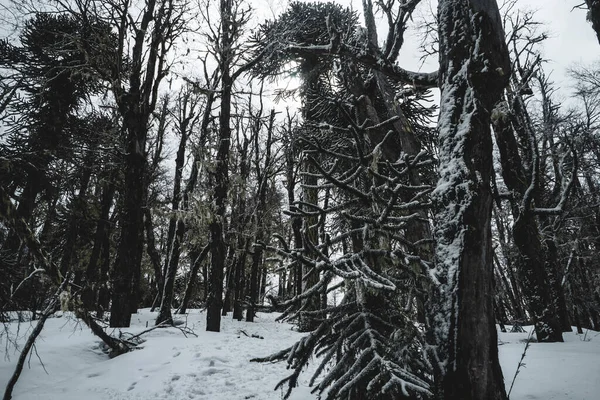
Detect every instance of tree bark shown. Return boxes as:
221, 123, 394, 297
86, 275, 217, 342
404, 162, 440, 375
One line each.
83, 177, 115, 315
206, 0, 233, 332
585, 0, 600, 45
109, 0, 170, 327
178, 243, 210, 314
432, 1, 510, 399
144, 208, 163, 311
156, 99, 191, 325
492, 102, 564, 341
59, 153, 93, 277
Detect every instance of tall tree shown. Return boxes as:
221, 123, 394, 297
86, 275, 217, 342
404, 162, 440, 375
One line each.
430, 1, 510, 399
204, 0, 258, 332
156, 86, 202, 325
106, 0, 188, 327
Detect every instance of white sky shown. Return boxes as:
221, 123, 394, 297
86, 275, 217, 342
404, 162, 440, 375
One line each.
255, 0, 599, 99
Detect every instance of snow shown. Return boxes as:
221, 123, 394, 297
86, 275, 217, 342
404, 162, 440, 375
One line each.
2, 314, 599, 400
499, 326, 600, 400
0, 310, 316, 400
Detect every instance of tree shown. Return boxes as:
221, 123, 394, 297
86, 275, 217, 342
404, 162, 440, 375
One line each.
584, 0, 600, 44
0, 11, 113, 311
203, 0, 260, 332
156, 86, 202, 325
252, 2, 437, 399
489, 7, 568, 342
105, 0, 189, 327
429, 1, 510, 399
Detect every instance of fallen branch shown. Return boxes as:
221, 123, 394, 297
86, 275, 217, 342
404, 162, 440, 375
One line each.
3, 279, 67, 400
238, 330, 264, 340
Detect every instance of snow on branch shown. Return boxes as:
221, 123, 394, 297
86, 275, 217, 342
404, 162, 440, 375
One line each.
286, 42, 438, 88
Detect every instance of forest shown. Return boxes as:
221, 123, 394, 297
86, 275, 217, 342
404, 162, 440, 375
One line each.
1, 0, 600, 399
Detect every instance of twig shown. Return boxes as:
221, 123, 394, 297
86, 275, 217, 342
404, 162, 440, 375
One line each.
508, 326, 535, 399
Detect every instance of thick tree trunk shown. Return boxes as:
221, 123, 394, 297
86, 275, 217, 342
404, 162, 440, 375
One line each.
432, 1, 510, 399
298, 162, 320, 331
206, 0, 234, 332
110, 125, 146, 327
109, 0, 168, 327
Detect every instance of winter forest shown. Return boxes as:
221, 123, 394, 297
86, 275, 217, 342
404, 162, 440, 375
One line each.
1, 0, 600, 399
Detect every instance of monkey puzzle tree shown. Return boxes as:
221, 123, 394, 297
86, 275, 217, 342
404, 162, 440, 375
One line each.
251, 1, 438, 399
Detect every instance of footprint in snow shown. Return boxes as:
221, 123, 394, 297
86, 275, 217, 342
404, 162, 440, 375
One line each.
171, 374, 181, 381
127, 382, 137, 391
201, 367, 223, 376
173, 351, 181, 358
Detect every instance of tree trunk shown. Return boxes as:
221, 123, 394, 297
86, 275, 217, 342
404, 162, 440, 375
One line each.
432, 1, 510, 399
492, 101, 564, 341
585, 0, 600, 44
246, 242, 262, 323
178, 243, 210, 314
206, 0, 234, 332
156, 103, 191, 325
59, 163, 92, 276
83, 178, 115, 314
144, 208, 163, 311
156, 219, 185, 325
110, 123, 146, 327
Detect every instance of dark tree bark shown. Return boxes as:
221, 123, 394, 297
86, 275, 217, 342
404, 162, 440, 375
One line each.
82, 176, 116, 315
109, 0, 178, 327
247, 109, 275, 322
206, 0, 234, 332
282, 114, 303, 297
144, 208, 163, 311
231, 239, 249, 320
156, 90, 196, 325
491, 102, 564, 342
229, 128, 252, 320
178, 243, 210, 314
585, 0, 600, 44
60, 157, 93, 276
431, 1, 511, 399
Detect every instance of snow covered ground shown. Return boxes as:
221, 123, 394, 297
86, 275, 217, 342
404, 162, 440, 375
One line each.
1, 310, 599, 400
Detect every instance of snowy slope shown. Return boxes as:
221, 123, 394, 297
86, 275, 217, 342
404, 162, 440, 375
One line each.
1, 310, 599, 400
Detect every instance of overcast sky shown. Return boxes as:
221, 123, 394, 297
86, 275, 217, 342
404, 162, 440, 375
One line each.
261, 0, 599, 97
409, 0, 598, 94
